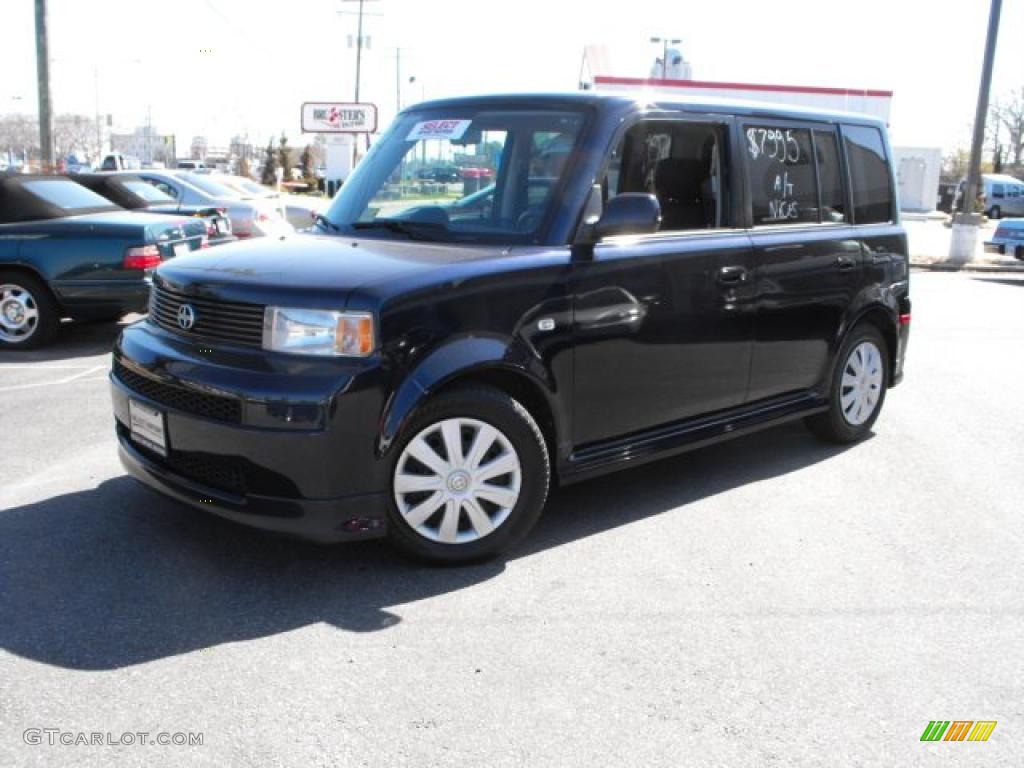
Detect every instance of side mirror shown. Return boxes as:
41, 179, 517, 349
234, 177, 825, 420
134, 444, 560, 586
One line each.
593, 193, 661, 240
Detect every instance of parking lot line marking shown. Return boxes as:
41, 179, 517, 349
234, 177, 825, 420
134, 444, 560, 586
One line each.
0, 364, 108, 370
0, 365, 107, 392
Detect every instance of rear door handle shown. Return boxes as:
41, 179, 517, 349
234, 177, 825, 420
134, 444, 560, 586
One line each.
717, 265, 748, 284
836, 255, 857, 271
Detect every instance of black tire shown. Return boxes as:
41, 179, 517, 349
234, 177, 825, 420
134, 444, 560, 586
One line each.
0, 271, 60, 350
386, 385, 550, 564
805, 324, 889, 444
989, 206, 1001, 219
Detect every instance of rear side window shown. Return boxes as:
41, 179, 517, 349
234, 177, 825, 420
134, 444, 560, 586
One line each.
745, 126, 817, 225
813, 130, 847, 223
842, 125, 893, 224
23, 180, 117, 211
992, 184, 1005, 199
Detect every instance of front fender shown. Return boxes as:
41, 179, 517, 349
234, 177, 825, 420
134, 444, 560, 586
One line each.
377, 334, 558, 457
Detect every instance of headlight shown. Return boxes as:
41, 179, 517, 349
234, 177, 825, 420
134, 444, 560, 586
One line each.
262, 307, 375, 357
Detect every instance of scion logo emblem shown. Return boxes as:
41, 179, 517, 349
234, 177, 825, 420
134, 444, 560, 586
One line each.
177, 304, 196, 331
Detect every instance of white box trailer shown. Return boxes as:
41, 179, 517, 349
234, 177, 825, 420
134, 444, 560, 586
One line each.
891, 147, 942, 213
591, 76, 892, 122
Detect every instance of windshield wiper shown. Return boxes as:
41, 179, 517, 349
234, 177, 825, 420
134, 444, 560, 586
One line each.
314, 214, 342, 233
350, 219, 445, 241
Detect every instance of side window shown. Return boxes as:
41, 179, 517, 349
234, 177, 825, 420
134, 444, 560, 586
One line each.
604, 120, 728, 232
842, 125, 893, 224
992, 184, 1005, 199
744, 125, 817, 226
145, 178, 179, 199
813, 130, 847, 223
1011, 186, 1022, 199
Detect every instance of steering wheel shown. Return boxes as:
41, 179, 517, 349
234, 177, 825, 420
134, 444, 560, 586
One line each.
515, 207, 543, 233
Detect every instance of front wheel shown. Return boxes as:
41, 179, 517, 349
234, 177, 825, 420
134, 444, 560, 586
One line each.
386, 386, 550, 564
805, 324, 888, 444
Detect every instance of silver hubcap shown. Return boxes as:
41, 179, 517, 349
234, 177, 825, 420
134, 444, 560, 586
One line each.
394, 417, 522, 545
840, 341, 883, 426
0, 284, 39, 343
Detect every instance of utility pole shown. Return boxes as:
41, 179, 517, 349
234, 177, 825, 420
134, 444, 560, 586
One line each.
340, 0, 379, 169
34, 0, 54, 171
950, 0, 1002, 262
354, 0, 364, 101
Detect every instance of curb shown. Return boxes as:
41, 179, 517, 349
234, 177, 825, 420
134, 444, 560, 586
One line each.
910, 260, 1024, 273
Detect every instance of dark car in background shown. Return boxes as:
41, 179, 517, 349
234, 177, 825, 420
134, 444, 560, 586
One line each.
416, 166, 461, 183
111, 93, 910, 563
0, 173, 206, 348
72, 173, 235, 245
101, 169, 293, 239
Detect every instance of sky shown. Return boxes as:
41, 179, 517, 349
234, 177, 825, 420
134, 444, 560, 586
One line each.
3, 0, 1023, 156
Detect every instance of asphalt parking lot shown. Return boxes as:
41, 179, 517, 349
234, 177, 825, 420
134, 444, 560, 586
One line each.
1, 272, 1022, 767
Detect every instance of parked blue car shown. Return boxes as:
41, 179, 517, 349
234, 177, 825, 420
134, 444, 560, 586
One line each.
0, 173, 207, 349
984, 218, 1024, 260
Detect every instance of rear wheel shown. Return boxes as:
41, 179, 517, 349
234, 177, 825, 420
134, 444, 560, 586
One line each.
387, 386, 550, 564
989, 205, 1001, 219
805, 324, 888, 444
0, 272, 60, 349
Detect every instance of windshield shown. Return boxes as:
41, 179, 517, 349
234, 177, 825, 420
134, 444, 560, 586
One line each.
180, 172, 242, 199
323, 109, 587, 242
225, 177, 275, 198
121, 179, 175, 203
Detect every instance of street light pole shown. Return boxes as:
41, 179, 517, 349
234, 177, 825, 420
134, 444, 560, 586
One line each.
34, 0, 54, 171
951, 0, 1002, 262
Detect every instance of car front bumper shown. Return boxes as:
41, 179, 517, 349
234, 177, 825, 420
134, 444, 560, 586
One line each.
110, 321, 391, 543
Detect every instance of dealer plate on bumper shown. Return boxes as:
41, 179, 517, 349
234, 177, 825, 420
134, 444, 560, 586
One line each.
129, 399, 167, 456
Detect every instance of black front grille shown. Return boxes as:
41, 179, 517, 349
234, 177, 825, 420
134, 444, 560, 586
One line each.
119, 424, 247, 494
114, 360, 242, 424
150, 283, 265, 348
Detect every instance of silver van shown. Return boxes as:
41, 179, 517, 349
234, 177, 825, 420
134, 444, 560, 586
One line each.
981, 173, 1024, 219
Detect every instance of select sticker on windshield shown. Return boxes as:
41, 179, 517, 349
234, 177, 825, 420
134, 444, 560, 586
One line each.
407, 120, 472, 142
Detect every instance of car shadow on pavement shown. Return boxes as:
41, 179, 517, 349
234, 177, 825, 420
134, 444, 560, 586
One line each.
971, 276, 1024, 288
0, 422, 857, 670
0, 317, 137, 363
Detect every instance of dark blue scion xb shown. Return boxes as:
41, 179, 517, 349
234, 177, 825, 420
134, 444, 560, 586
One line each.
111, 92, 910, 563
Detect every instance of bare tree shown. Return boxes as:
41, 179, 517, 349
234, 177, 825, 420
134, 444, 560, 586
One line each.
53, 113, 98, 160
992, 87, 1024, 168
0, 114, 40, 159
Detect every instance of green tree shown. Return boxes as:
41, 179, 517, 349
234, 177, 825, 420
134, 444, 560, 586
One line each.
277, 133, 292, 183
260, 138, 278, 186
300, 144, 315, 179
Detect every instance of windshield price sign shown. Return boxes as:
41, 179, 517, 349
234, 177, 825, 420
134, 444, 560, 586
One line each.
301, 102, 378, 133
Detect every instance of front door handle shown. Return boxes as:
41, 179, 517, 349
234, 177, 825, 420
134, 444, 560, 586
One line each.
717, 265, 748, 285
836, 255, 857, 272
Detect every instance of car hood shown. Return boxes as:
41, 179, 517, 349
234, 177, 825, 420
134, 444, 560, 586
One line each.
155, 234, 513, 307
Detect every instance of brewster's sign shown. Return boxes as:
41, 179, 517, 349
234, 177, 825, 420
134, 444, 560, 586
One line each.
301, 102, 378, 133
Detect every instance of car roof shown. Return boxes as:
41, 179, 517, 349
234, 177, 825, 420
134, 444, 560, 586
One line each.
404, 91, 889, 129
984, 173, 1024, 184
